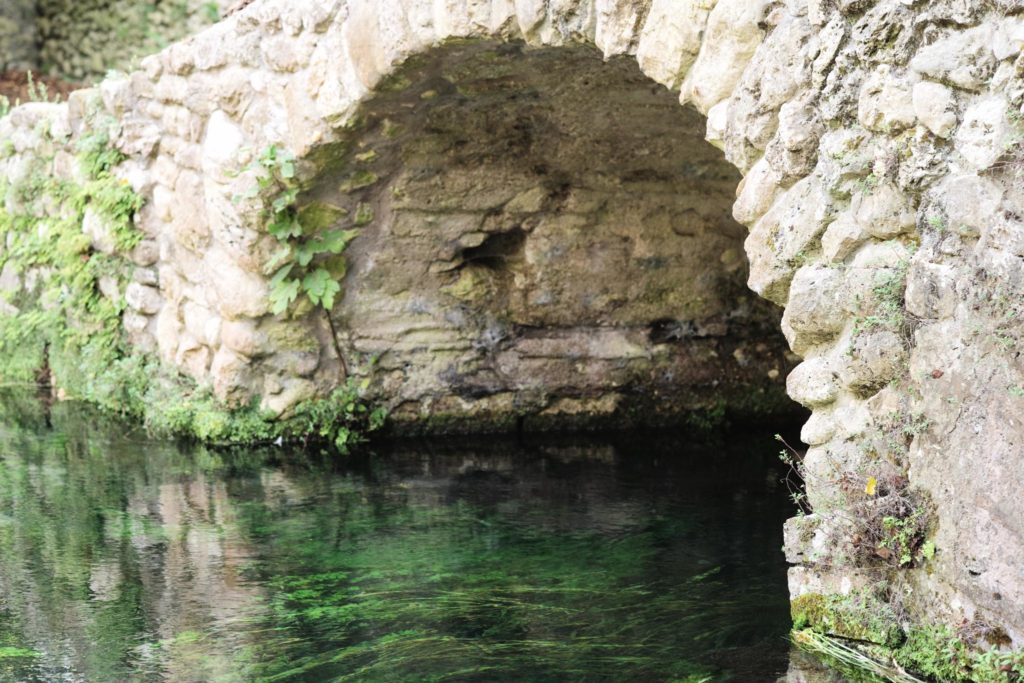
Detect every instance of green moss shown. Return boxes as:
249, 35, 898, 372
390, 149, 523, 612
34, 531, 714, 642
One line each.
296, 201, 346, 232
791, 592, 904, 648
798, 616, 1024, 683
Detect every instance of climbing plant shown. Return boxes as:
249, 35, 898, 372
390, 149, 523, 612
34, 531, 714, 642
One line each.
243, 145, 356, 315
241, 144, 358, 374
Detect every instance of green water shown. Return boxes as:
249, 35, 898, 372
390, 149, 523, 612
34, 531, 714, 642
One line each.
0, 396, 832, 682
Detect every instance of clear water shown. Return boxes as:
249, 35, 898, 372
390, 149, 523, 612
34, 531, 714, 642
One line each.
0, 395, 844, 682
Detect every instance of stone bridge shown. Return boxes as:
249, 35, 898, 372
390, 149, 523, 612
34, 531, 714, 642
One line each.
2, 0, 1024, 658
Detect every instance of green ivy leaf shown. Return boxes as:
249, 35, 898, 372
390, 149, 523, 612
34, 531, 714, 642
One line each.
295, 241, 318, 267
269, 263, 294, 288
272, 188, 299, 214
269, 278, 301, 315
320, 279, 342, 310
268, 215, 303, 240
265, 246, 293, 273
321, 229, 358, 254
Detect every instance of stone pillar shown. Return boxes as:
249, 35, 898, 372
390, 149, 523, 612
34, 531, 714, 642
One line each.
0, 0, 38, 73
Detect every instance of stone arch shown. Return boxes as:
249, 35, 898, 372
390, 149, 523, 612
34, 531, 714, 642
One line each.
168, 0, 786, 422
287, 38, 793, 430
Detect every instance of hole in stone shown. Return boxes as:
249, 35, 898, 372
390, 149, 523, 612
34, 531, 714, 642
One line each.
459, 228, 527, 270
648, 319, 699, 345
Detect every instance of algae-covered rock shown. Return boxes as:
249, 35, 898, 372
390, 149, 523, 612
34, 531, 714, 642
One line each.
791, 592, 904, 648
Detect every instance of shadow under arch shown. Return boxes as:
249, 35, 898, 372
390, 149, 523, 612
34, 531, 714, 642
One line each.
297, 39, 797, 433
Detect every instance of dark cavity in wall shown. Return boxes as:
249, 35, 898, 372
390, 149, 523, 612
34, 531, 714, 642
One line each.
302, 40, 799, 434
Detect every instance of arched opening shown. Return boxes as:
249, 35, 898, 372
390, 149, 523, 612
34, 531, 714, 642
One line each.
303, 40, 796, 432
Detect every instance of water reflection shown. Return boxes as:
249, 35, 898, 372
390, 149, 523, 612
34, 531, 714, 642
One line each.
0, 395, 844, 682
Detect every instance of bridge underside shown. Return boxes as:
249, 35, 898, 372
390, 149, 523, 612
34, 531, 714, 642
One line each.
306, 41, 795, 432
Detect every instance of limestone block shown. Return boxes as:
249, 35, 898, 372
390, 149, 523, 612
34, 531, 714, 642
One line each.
992, 18, 1024, 61
705, 100, 730, 152
156, 305, 183, 365
151, 154, 181, 191
132, 268, 158, 287
206, 247, 270, 320
857, 67, 916, 133
839, 329, 907, 394
515, 0, 548, 37
832, 397, 871, 440
910, 25, 996, 92
260, 377, 317, 417
176, 335, 212, 380
211, 347, 253, 405
905, 262, 958, 320
853, 183, 917, 240
98, 276, 121, 303
183, 302, 222, 348
221, 319, 263, 357
262, 34, 306, 73
933, 173, 1003, 239
309, 28, 369, 124
821, 213, 867, 263
732, 157, 785, 226
123, 311, 156, 353
82, 207, 118, 255
955, 96, 1013, 171
912, 82, 957, 138
746, 174, 833, 304
782, 265, 848, 354
849, 239, 914, 270
202, 110, 246, 169
635, 0, 710, 88
988, 214, 1024, 257
766, 100, 825, 181
787, 355, 840, 408
172, 171, 211, 252
801, 409, 837, 446
155, 75, 190, 104
125, 283, 163, 316
594, 0, 645, 57
680, 0, 770, 113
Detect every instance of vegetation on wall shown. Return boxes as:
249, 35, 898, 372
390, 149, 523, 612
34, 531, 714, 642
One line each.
0, 102, 383, 452
243, 144, 356, 374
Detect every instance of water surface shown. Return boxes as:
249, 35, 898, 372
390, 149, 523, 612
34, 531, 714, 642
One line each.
0, 396, 835, 682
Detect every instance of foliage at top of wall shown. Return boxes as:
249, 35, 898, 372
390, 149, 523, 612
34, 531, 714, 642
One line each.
33, 0, 225, 82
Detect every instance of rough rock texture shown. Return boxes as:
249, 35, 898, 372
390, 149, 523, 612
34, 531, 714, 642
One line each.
1, 0, 1024, 648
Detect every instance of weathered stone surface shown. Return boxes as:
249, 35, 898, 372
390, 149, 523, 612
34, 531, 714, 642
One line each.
955, 96, 1013, 171
125, 283, 163, 315
635, 0, 709, 88
852, 182, 916, 240
912, 81, 957, 138
910, 25, 996, 92
679, 0, 768, 113
858, 67, 916, 133
782, 265, 847, 355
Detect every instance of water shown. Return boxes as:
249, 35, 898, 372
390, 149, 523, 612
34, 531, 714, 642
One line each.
0, 395, 843, 682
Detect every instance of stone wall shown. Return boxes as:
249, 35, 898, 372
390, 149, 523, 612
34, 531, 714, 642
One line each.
1, 0, 1024, 661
